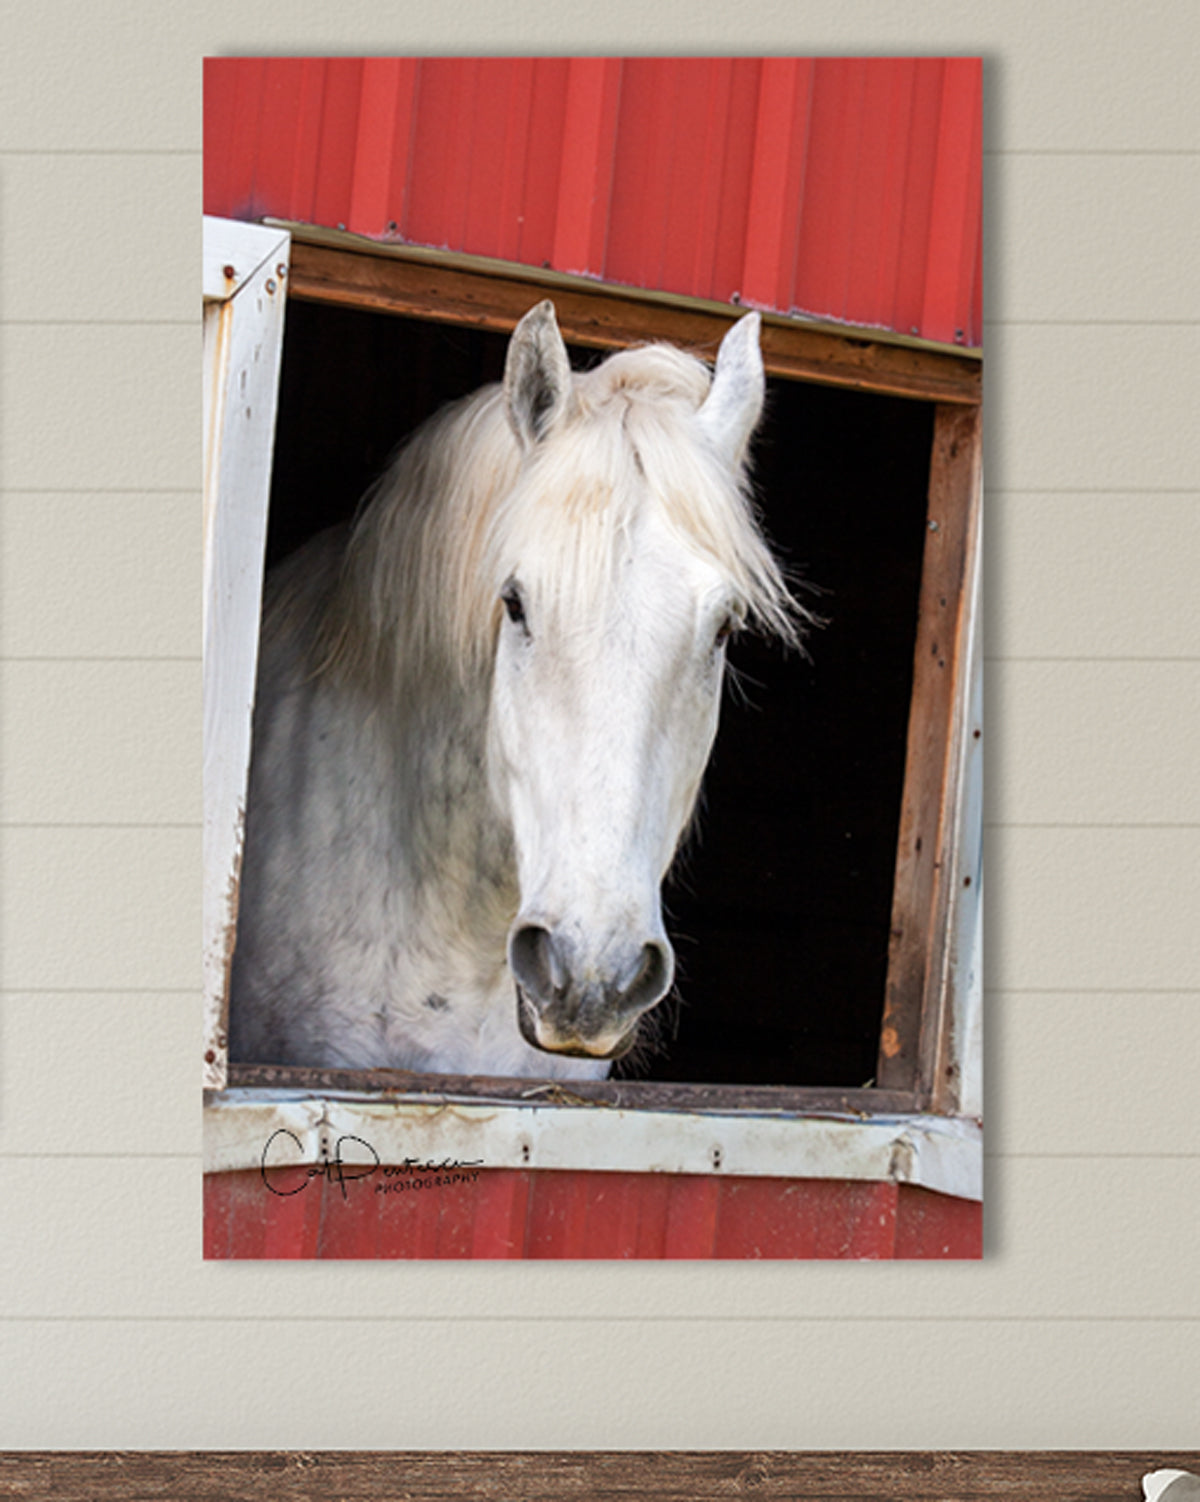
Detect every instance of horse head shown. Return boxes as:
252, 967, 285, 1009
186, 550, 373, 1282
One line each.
486, 302, 794, 1062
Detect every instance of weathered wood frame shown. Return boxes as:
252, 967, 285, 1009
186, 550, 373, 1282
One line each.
879, 403, 983, 1110
204, 223, 983, 1149
284, 228, 981, 404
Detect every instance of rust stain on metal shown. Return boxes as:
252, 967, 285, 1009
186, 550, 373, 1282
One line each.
519, 1082, 615, 1108
888, 1135, 915, 1182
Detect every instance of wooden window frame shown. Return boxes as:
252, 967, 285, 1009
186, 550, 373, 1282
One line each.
203, 221, 982, 1193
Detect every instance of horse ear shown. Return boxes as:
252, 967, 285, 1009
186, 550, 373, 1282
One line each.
698, 311, 765, 467
504, 300, 575, 450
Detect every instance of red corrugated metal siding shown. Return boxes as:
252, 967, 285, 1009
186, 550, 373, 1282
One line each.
204, 1169, 982, 1260
203, 56, 982, 347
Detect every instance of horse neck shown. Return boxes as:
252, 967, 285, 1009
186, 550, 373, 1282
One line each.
382, 651, 516, 942
322, 395, 521, 949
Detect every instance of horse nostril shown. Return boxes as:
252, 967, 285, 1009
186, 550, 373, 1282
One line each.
623, 939, 673, 1012
509, 924, 566, 1004
511, 924, 673, 1033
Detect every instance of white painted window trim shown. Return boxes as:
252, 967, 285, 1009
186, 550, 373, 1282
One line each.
206, 1089, 982, 1200
200, 220, 981, 1196
203, 216, 291, 1091
947, 485, 984, 1120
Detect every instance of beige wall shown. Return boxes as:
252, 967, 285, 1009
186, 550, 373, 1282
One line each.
1, 2, 1197, 1448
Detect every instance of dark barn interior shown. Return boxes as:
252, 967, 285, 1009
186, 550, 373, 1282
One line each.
263, 298, 933, 1088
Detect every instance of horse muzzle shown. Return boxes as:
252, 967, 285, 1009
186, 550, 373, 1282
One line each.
509, 922, 673, 1058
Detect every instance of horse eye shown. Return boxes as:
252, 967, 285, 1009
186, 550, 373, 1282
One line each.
714, 615, 735, 648
502, 584, 526, 627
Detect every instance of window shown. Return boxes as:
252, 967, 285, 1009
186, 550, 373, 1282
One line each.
203, 220, 982, 1198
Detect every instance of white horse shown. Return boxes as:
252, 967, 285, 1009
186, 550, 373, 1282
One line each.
229, 301, 802, 1079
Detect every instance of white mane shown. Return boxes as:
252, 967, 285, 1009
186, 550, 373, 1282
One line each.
297, 339, 803, 692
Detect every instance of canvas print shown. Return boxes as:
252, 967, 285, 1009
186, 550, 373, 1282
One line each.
202, 57, 983, 1259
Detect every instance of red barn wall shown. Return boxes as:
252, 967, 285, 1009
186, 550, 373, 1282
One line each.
205, 1168, 982, 1260
204, 56, 982, 348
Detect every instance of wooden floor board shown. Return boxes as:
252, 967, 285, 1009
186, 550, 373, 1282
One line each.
0, 1451, 1197, 1500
